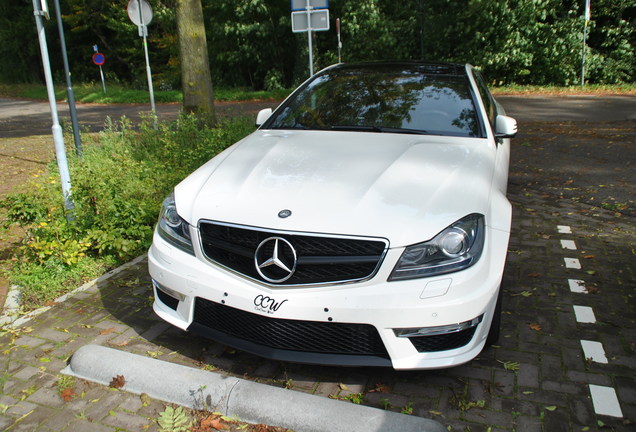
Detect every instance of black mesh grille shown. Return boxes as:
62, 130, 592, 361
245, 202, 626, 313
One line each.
193, 298, 389, 357
156, 288, 179, 311
408, 327, 477, 352
199, 222, 387, 285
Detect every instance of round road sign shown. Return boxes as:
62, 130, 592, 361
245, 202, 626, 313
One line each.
127, 0, 153, 26
92, 53, 105, 66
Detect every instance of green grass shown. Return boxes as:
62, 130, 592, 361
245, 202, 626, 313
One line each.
1, 114, 255, 311
490, 82, 636, 95
0, 83, 291, 104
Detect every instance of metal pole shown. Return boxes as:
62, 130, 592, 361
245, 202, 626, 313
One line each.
99, 65, 107, 93
53, 0, 82, 157
137, 0, 155, 112
31, 0, 74, 219
581, 20, 588, 86
306, 0, 313, 76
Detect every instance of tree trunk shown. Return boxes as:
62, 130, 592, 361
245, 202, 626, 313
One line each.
175, 0, 216, 126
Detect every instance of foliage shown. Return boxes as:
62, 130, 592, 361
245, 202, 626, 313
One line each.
1, 114, 254, 310
157, 405, 192, 432
1, 0, 632, 87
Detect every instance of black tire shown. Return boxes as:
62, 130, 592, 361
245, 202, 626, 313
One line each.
485, 285, 502, 346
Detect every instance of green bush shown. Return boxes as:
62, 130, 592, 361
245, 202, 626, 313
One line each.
1, 114, 254, 310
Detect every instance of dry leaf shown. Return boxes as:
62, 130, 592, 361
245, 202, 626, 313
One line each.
526, 273, 541, 278
99, 327, 116, 336
201, 415, 227, 430
60, 388, 76, 402
369, 383, 391, 393
529, 323, 542, 331
109, 375, 126, 389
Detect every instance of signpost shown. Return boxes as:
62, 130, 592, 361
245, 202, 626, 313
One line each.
127, 0, 155, 112
92, 47, 106, 94
31, 0, 74, 220
290, 0, 330, 76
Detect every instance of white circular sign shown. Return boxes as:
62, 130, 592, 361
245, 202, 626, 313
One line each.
127, 0, 153, 26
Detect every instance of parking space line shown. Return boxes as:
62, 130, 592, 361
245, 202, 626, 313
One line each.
573, 305, 596, 323
568, 279, 588, 293
580, 340, 608, 363
560, 239, 577, 250
557, 225, 572, 234
589, 385, 623, 418
564, 257, 581, 269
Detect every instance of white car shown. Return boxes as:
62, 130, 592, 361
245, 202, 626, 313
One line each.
149, 62, 517, 370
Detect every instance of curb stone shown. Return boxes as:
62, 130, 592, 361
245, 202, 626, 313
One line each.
63, 344, 447, 432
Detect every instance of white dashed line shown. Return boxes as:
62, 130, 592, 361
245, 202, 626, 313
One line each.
573, 305, 596, 323
589, 385, 623, 418
580, 340, 608, 364
564, 257, 581, 269
568, 279, 588, 294
557, 225, 572, 234
560, 239, 577, 250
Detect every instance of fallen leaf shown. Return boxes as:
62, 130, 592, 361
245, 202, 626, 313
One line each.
529, 323, 542, 331
201, 415, 227, 430
526, 273, 541, 278
545, 405, 557, 411
369, 383, 391, 393
583, 255, 595, 259
109, 375, 126, 389
99, 327, 116, 336
140, 393, 151, 407
60, 388, 76, 402
338, 383, 350, 391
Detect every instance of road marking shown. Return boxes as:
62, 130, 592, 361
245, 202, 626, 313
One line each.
557, 225, 572, 234
568, 279, 588, 293
589, 385, 623, 418
560, 239, 577, 250
580, 340, 608, 363
573, 305, 596, 323
564, 257, 581, 269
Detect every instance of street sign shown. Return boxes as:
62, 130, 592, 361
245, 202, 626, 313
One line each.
92, 52, 105, 66
291, 0, 328, 11
127, 0, 153, 26
292, 9, 330, 32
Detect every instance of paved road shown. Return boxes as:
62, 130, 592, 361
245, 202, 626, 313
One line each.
0, 95, 635, 138
0, 95, 635, 431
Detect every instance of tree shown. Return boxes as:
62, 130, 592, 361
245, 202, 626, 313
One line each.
175, 0, 216, 125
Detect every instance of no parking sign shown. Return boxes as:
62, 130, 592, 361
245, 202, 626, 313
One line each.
92, 52, 105, 66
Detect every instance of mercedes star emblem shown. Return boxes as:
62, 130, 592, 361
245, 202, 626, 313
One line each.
254, 237, 297, 283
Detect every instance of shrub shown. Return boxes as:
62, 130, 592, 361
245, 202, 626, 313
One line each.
1, 114, 254, 310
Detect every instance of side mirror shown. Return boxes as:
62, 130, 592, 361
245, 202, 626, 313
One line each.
495, 115, 517, 138
255, 108, 273, 127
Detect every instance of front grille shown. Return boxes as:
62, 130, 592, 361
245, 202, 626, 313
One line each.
198, 221, 387, 286
408, 327, 477, 352
192, 297, 390, 358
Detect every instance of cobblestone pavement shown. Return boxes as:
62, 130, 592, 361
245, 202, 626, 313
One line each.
1, 113, 635, 431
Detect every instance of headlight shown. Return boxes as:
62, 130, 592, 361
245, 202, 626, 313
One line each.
157, 193, 194, 255
389, 214, 484, 281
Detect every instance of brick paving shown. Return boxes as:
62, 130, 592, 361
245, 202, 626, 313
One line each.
1, 188, 633, 431
1, 117, 635, 431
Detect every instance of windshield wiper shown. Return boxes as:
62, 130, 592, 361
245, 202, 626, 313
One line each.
331, 125, 428, 135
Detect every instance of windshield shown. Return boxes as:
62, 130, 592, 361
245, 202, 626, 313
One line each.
265, 64, 483, 138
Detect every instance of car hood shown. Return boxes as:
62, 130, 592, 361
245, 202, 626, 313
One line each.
176, 130, 495, 247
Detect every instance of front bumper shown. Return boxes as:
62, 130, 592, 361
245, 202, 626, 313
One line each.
148, 225, 508, 370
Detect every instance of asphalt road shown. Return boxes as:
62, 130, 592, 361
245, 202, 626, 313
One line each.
1, 95, 635, 138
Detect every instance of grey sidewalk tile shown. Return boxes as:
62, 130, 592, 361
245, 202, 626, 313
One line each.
101, 409, 153, 430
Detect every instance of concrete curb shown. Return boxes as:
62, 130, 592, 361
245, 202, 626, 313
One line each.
63, 344, 447, 432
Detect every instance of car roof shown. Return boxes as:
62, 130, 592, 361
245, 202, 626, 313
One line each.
323, 61, 469, 77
